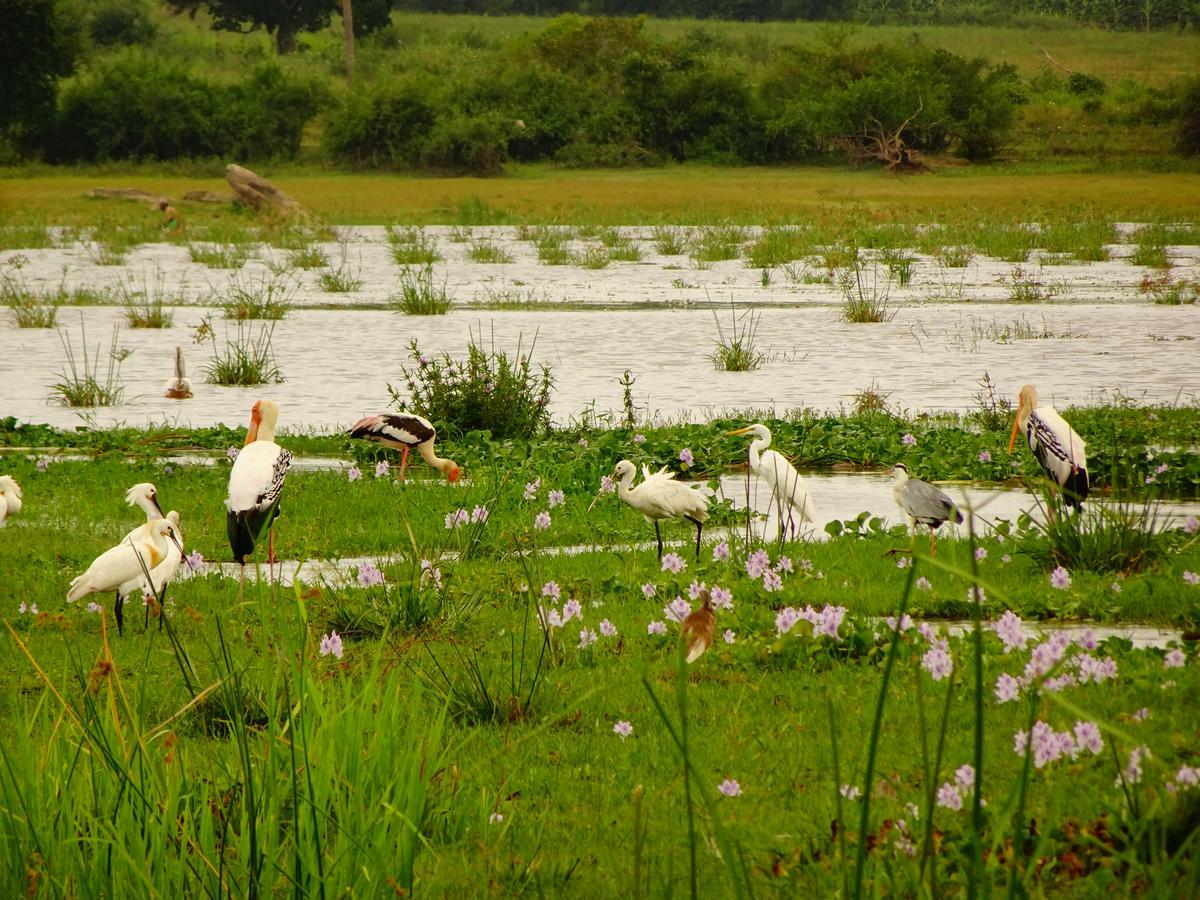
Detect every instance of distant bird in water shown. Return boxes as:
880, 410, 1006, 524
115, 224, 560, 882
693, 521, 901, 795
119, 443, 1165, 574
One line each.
227, 400, 292, 583
163, 346, 192, 399
680, 588, 716, 664
68, 519, 183, 636
1009, 384, 1089, 511
596, 459, 712, 560
890, 463, 963, 556
726, 423, 817, 540
348, 413, 461, 482
0, 475, 23, 527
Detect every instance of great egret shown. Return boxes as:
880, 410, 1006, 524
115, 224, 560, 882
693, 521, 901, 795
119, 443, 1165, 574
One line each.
348, 413, 461, 482
890, 463, 963, 556
726, 423, 816, 540
1009, 384, 1089, 510
602, 459, 712, 560
227, 400, 293, 573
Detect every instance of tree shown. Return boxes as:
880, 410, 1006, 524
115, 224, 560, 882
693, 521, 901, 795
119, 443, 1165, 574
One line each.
0, 0, 81, 151
167, 0, 337, 54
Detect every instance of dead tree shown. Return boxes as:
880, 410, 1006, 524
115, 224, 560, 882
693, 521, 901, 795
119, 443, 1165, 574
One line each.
840, 100, 930, 173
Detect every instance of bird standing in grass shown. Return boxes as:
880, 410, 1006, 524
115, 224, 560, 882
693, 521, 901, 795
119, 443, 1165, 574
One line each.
68, 518, 183, 636
726, 423, 817, 540
600, 459, 712, 560
347, 413, 461, 482
890, 463, 963, 556
1009, 383, 1089, 511
0, 475, 23, 526
681, 588, 716, 663
118, 484, 185, 624
227, 400, 292, 578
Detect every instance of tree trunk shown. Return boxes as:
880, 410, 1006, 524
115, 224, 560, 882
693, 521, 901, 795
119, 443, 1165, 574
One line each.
342, 0, 355, 82
275, 21, 298, 55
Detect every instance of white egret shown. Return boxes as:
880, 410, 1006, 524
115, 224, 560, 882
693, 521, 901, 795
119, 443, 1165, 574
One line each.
347, 413, 461, 482
726, 423, 817, 540
601, 459, 712, 560
227, 399, 293, 570
0, 475, 23, 526
890, 463, 963, 556
1009, 384, 1089, 510
67, 518, 183, 636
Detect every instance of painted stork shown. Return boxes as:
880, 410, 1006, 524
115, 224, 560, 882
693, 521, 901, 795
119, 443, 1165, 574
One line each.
681, 588, 716, 663
1009, 384, 1089, 510
227, 399, 293, 571
602, 459, 712, 560
0, 475, 23, 527
726, 423, 817, 540
890, 463, 963, 556
347, 413, 461, 482
163, 346, 193, 399
68, 518, 183, 636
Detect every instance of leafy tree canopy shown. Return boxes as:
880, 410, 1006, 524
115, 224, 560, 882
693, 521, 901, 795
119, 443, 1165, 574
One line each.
167, 0, 338, 53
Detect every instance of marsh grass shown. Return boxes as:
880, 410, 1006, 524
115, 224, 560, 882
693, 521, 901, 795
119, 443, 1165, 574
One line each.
388, 226, 442, 264
536, 235, 574, 266
189, 242, 253, 269
878, 248, 916, 286
579, 245, 611, 269
86, 242, 127, 266
201, 317, 285, 385
822, 245, 858, 271
391, 264, 453, 314
317, 265, 364, 292
187, 220, 259, 245
0, 225, 53, 251
1129, 241, 1170, 268
710, 305, 766, 372
1138, 272, 1199, 305
50, 319, 127, 406
1007, 266, 1065, 303
467, 241, 514, 264
691, 224, 746, 263
652, 226, 688, 255
2, 261, 60, 327
935, 245, 975, 268
747, 225, 812, 268
114, 269, 180, 328
217, 271, 295, 319
471, 284, 556, 309
1038, 220, 1114, 261
839, 261, 894, 323
607, 239, 642, 262
287, 245, 329, 269
970, 222, 1036, 262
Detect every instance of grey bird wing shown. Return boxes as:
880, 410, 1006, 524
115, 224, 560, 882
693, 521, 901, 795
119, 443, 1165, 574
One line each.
902, 479, 960, 525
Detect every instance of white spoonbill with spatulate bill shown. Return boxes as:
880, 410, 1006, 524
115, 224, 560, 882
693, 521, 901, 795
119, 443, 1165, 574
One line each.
598, 459, 713, 560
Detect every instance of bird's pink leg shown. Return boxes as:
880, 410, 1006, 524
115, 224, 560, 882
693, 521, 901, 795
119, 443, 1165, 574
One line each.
268, 527, 276, 584
399, 445, 410, 481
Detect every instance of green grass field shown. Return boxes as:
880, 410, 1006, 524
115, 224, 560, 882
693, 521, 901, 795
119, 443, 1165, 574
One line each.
0, 414, 1198, 894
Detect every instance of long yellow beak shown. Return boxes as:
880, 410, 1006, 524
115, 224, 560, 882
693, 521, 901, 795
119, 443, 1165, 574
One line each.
725, 426, 753, 436
1007, 414, 1021, 453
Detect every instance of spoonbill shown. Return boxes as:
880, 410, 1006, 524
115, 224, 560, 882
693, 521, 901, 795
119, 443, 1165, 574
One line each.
890, 463, 963, 556
227, 399, 293, 570
124, 482, 165, 528
598, 459, 712, 560
68, 518, 183, 636
726, 423, 817, 540
0, 475, 22, 526
163, 346, 193, 399
1009, 384, 1089, 510
117, 484, 184, 623
681, 588, 716, 663
347, 413, 461, 482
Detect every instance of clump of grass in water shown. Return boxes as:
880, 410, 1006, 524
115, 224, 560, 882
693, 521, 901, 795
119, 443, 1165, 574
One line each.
189, 242, 253, 269
1007, 266, 1064, 303
535, 233, 574, 266
391, 264, 453, 315
652, 225, 687, 255
114, 269, 179, 328
2, 257, 60, 327
50, 318, 128, 406
287, 245, 329, 269
218, 271, 295, 320
822, 244, 858, 272
467, 241, 513, 264
471, 284, 556, 310
387, 226, 442, 265
1138, 273, 1199, 305
579, 245, 611, 269
607, 238, 642, 262
839, 261, 895, 323
196, 315, 284, 386
879, 248, 916, 286
935, 245, 975, 268
317, 265, 364, 292
710, 305, 766, 372
690, 223, 746, 263
747, 225, 813, 268
86, 242, 127, 266
1038, 219, 1113, 262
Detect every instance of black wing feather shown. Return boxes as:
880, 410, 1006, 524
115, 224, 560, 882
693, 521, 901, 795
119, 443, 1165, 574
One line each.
348, 414, 435, 448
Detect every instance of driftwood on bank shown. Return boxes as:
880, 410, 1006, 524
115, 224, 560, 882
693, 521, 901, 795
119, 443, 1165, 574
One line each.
183, 190, 233, 204
84, 187, 170, 205
225, 164, 303, 213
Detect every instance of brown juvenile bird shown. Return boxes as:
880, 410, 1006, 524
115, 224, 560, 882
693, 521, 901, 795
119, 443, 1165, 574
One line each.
680, 588, 716, 664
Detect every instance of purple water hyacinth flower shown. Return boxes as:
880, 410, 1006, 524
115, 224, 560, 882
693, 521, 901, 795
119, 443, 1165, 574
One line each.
1076, 628, 1098, 650
641, 583, 656, 599
562, 598, 583, 623
542, 581, 561, 601
661, 553, 686, 574
226, 446, 239, 461
1185, 516, 1199, 535
471, 505, 489, 523
994, 673, 1020, 703
1132, 707, 1150, 722
578, 627, 597, 649
776, 607, 800, 636
613, 721, 633, 739
967, 586, 986, 604
524, 478, 541, 501
599, 619, 617, 637
712, 541, 730, 562
1184, 571, 1199, 585
710, 585, 733, 610
936, 783, 963, 811
1049, 566, 1072, 590
185, 549, 204, 572
357, 563, 385, 587
775, 555, 793, 574
901, 433, 916, 446
1074, 721, 1103, 755
885, 614, 914, 633
762, 569, 783, 592
723, 629, 736, 644
1120, 746, 1150, 784
319, 631, 344, 659
1176, 765, 1200, 788
420, 559, 442, 589
1001, 554, 1012, 564
36, 457, 50, 471
86, 601, 102, 614
918, 622, 938, 643
839, 784, 862, 800
647, 620, 666, 635
978, 450, 992, 463
679, 448, 694, 466
375, 460, 390, 478
955, 765, 975, 792
347, 465, 362, 482
1164, 648, 1186, 668
717, 779, 742, 797
534, 511, 551, 530
895, 556, 910, 570
745, 549, 770, 578
547, 489, 565, 508
922, 643, 953, 681
817, 605, 847, 640
915, 576, 932, 591
975, 547, 988, 561
664, 596, 692, 623
688, 580, 707, 600
992, 610, 1029, 653
633, 434, 646, 444
600, 474, 615, 494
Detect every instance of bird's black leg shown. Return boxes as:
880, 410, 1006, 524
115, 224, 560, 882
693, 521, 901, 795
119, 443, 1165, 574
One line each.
114, 592, 125, 638
655, 522, 663, 560
144, 592, 151, 629
689, 517, 703, 559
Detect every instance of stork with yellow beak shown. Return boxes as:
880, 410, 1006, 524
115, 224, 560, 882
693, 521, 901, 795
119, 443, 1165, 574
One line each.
1009, 384, 1089, 510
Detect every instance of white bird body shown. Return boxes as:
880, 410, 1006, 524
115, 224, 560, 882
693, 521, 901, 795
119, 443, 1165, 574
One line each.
611, 459, 712, 559
163, 346, 193, 399
227, 400, 292, 565
1010, 384, 1089, 509
68, 518, 183, 635
727, 424, 816, 539
0, 475, 22, 526
120, 510, 183, 599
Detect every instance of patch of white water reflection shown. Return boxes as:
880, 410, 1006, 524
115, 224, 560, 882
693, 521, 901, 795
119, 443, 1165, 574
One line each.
937, 620, 1185, 649
2, 303, 1197, 431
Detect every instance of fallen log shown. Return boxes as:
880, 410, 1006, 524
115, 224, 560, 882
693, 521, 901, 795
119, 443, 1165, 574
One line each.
84, 187, 170, 205
225, 164, 303, 212
183, 190, 233, 204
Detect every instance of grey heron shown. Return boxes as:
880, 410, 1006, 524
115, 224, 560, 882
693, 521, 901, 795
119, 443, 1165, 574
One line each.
1009, 384, 1088, 510
726, 423, 817, 540
890, 462, 963, 556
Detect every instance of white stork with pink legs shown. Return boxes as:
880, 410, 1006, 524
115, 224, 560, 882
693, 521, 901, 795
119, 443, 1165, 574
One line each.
227, 399, 292, 583
347, 413, 461, 482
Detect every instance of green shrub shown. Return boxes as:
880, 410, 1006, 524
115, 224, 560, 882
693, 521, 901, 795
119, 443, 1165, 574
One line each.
88, 0, 156, 47
323, 78, 438, 169
388, 334, 553, 440
1179, 79, 1200, 157
422, 113, 510, 176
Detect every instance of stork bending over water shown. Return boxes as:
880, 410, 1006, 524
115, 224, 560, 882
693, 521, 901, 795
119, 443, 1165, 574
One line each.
1009, 384, 1089, 511
348, 413, 461, 482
